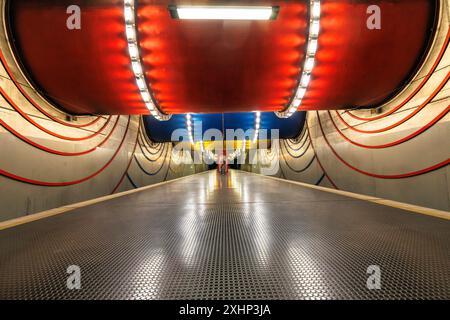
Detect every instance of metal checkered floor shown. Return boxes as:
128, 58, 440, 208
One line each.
0, 171, 449, 299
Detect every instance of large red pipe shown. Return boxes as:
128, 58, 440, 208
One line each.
7, 0, 436, 115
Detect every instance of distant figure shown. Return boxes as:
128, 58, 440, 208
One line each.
217, 152, 228, 175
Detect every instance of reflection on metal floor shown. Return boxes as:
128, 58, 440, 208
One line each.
0, 170, 449, 300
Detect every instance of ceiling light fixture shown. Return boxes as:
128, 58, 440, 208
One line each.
276, 0, 321, 119
186, 114, 194, 144
253, 112, 261, 143
124, 0, 170, 121
169, 5, 280, 21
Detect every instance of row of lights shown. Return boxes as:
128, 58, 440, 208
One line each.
203, 149, 241, 163
124, 0, 171, 121
203, 140, 247, 162
253, 111, 261, 142
276, 0, 321, 118
227, 148, 242, 162
186, 113, 194, 144
205, 149, 218, 162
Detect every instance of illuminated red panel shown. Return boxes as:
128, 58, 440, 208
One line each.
301, 0, 436, 110
138, 0, 307, 114
8, 0, 435, 115
9, 0, 147, 115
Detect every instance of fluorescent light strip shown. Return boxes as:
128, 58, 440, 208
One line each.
124, 0, 170, 121
276, 0, 321, 119
253, 111, 261, 142
171, 6, 279, 21
186, 114, 194, 144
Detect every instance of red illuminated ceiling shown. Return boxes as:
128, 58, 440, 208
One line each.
138, 1, 307, 114
8, 0, 436, 115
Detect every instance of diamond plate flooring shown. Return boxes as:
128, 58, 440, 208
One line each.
0, 170, 449, 299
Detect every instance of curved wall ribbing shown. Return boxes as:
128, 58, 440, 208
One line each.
244, 1, 450, 211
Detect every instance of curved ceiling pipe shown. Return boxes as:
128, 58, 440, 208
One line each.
7, 0, 436, 115
299, 0, 437, 111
